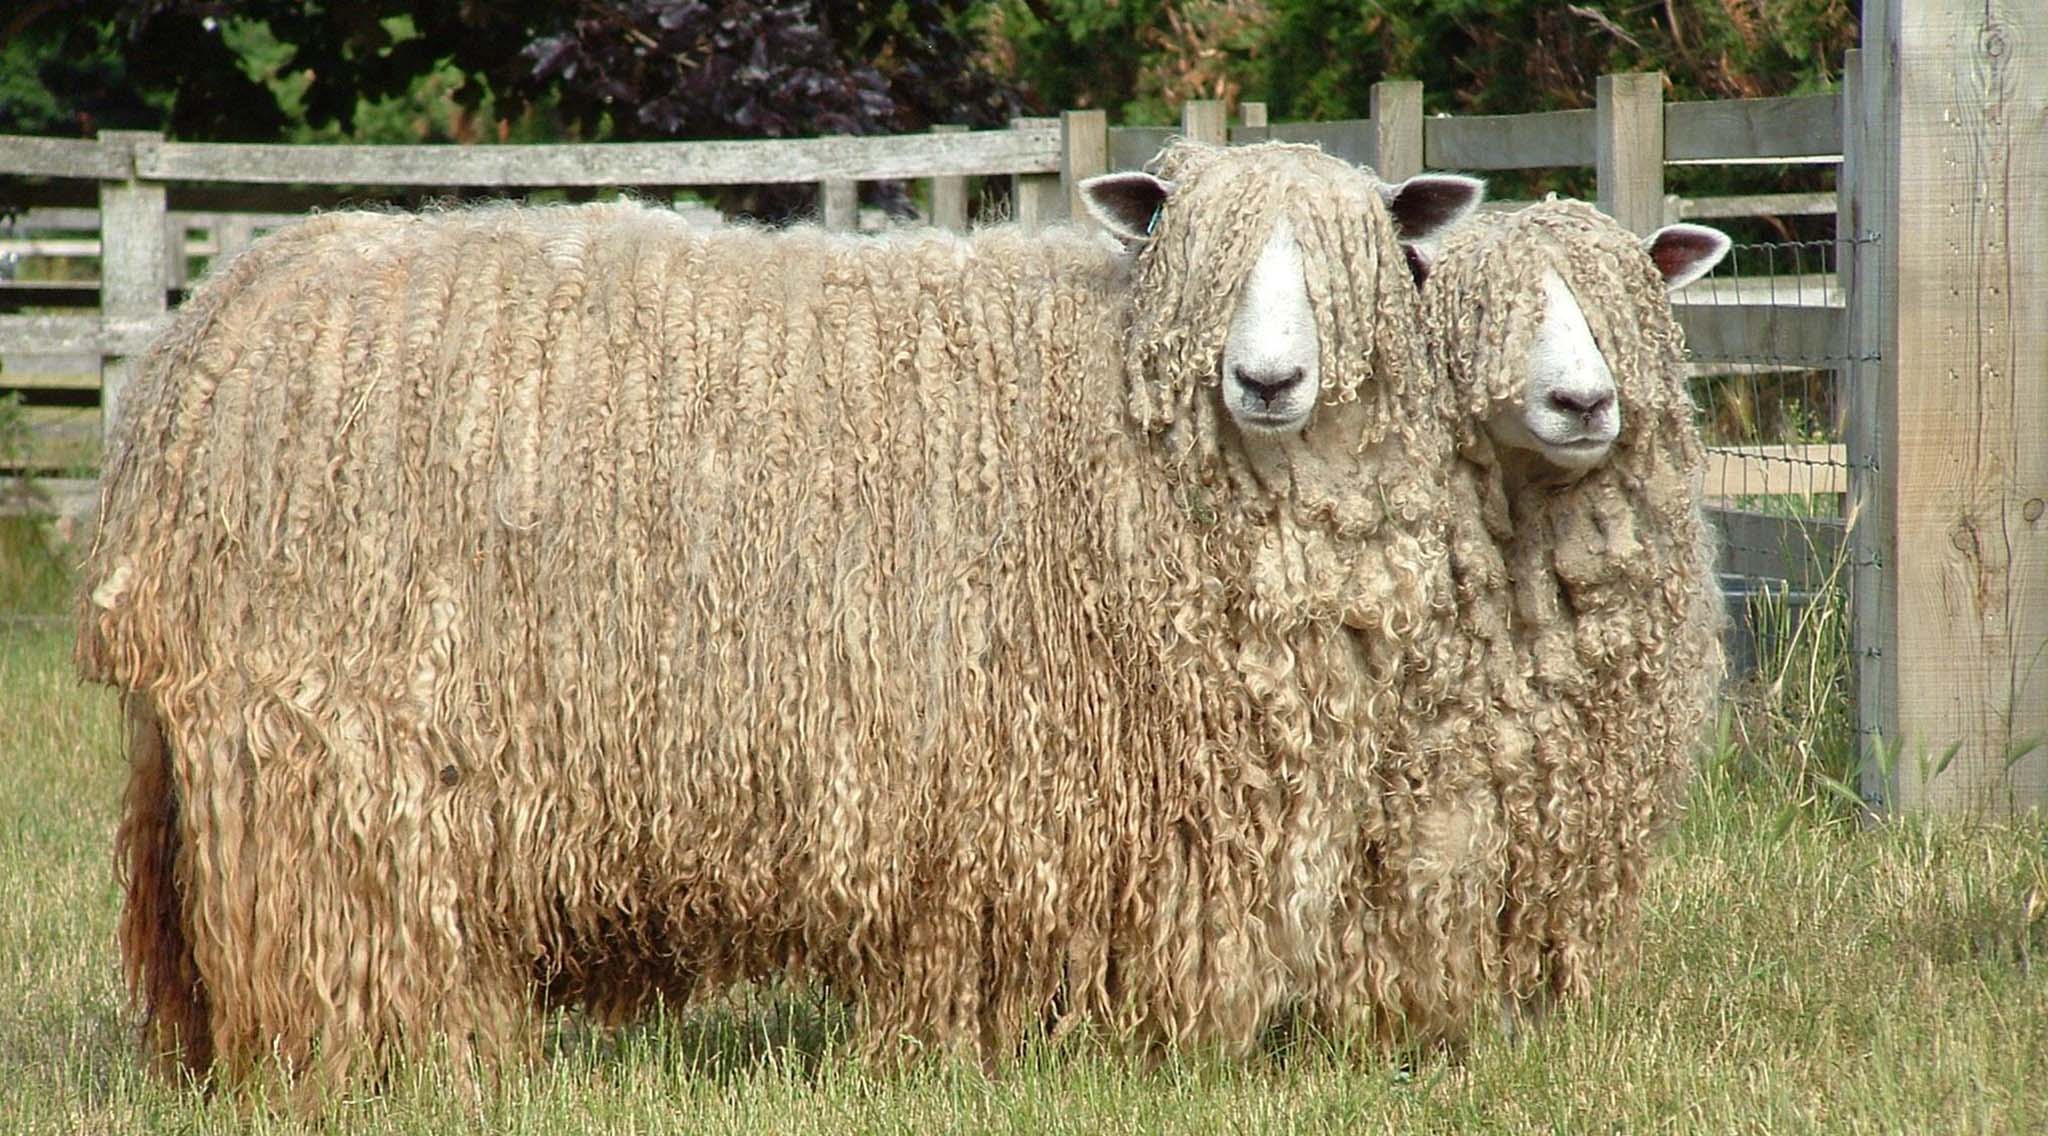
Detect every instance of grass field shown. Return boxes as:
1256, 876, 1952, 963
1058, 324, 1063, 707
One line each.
3, 521, 2044, 1134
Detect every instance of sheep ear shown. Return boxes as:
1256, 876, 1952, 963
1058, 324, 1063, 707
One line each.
1645, 223, 1731, 290
1382, 174, 1486, 242
1079, 172, 1175, 242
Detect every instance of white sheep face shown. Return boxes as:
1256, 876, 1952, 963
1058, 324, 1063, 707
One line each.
1078, 166, 1486, 439
1485, 269, 1619, 471
1482, 222, 1731, 473
1220, 220, 1319, 434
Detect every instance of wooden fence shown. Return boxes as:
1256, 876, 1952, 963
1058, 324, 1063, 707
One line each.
3, 6, 2042, 814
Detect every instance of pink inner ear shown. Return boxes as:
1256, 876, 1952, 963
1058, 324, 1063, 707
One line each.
1650, 229, 1721, 282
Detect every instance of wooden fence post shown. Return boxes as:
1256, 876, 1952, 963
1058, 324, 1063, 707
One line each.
1061, 110, 1109, 228
927, 125, 970, 232
1368, 80, 1423, 181
1867, 0, 2048, 812
819, 178, 858, 231
1010, 116, 1063, 231
1180, 100, 1228, 146
1596, 72, 1664, 235
213, 214, 258, 263
1237, 101, 1270, 144
97, 130, 167, 445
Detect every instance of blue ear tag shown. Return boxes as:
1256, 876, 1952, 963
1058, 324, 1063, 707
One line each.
1146, 207, 1161, 237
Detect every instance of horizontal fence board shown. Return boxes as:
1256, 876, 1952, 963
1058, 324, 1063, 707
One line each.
1705, 444, 1849, 500
136, 128, 1061, 187
1671, 191, 1838, 219
1666, 94, 1841, 162
7, 404, 100, 470
0, 315, 165, 356
1426, 109, 1594, 169
0, 476, 97, 520
1109, 127, 1173, 172
1675, 301, 1844, 366
1709, 506, 1846, 590
0, 135, 127, 179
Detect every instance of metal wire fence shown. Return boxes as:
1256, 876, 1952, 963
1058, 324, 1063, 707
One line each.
1682, 236, 1866, 595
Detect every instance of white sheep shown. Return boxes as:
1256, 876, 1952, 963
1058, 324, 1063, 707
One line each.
1419, 198, 1731, 1009
83, 140, 1493, 1090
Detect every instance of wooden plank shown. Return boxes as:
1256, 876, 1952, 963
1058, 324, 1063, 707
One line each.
0, 315, 161, 356
0, 476, 98, 523
1674, 301, 1842, 367
1424, 109, 1594, 170
136, 127, 1062, 187
1709, 507, 1846, 591
1665, 93, 1842, 163
1879, 0, 2048, 813
1369, 81, 1423, 180
0, 134, 127, 179
1061, 110, 1109, 227
1669, 191, 1838, 219
5, 404, 101, 470
1010, 117, 1063, 231
1704, 444, 1850, 500
1181, 101, 1228, 147
818, 178, 857, 231
0, 356, 99, 390
927, 125, 969, 233
1597, 72, 1665, 236
1108, 127, 1172, 172
98, 132, 168, 446
1841, 47, 1897, 807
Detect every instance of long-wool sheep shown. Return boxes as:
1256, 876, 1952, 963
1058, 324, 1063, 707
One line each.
1420, 198, 1726, 1008
82, 140, 1492, 1090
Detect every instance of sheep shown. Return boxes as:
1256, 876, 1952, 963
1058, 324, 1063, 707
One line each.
80, 139, 1493, 1090
1416, 198, 1731, 1010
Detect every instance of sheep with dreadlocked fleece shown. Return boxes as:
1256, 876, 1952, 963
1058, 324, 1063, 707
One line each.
1417, 197, 1731, 1012
80, 138, 1494, 1091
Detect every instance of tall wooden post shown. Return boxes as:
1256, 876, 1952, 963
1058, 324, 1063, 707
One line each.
1237, 101, 1270, 144
1010, 116, 1063, 231
1865, 0, 2048, 812
819, 178, 857, 231
927, 125, 970, 233
1596, 72, 1665, 235
1181, 100, 1228, 146
1368, 80, 1423, 181
1061, 110, 1109, 227
97, 130, 167, 445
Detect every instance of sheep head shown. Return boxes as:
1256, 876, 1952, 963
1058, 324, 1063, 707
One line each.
1420, 200, 1728, 486
1080, 141, 1483, 442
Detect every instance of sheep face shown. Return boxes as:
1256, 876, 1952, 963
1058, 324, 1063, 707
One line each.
1449, 212, 1736, 474
1221, 219, 1320, 434
1485, 269, 1621, 472
1079, 143, 1482, 440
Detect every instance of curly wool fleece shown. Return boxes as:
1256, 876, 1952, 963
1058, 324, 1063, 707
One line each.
83, 141, 1496, 1090
1422, 198, 1726, 1007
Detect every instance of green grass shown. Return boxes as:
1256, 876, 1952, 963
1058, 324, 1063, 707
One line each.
4, 531, 2044, 1133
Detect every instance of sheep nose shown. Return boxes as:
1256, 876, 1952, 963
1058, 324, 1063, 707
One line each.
1548, 389, 1615, 418
1234, 365, 1306, 407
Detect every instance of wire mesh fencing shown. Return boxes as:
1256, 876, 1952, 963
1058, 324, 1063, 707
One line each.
1679, 234, 1870, 680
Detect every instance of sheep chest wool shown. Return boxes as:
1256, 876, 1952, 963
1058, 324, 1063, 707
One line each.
82, 140, 1495, 1089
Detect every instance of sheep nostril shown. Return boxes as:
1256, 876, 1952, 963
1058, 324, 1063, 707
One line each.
1236, 366, 1305, 406
1548, 390, 1614, 417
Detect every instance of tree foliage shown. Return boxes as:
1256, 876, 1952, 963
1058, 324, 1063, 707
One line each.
1, 2, 1018, 142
